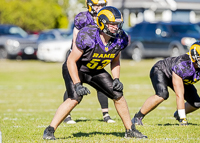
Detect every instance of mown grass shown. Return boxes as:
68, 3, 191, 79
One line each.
0, 59, 200, 143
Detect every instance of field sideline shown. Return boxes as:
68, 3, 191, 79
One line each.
0, 59, 200, 143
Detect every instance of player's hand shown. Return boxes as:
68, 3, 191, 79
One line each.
113, 78, 123, 91
74, 82, 90, 96
179, 118, 188, 126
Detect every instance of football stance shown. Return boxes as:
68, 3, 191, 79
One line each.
132, 41, 200, 126
43, 6, 147, 140
63, 0, 115, 124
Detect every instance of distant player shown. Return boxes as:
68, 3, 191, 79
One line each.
132, 41, 200, 126
63, 0, 115, 124
43, 6, 147, 140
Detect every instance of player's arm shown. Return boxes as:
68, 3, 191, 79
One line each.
111, 52, 123, 91
67, 41, 90, 96
111, 52, 121, 79
67, 42, 83, 84
172, 71, 186, 118
72, 27, 80, 49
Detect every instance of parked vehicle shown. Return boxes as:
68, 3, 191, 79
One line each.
36, 29, 72, 62
0, 24, 38, 59
37, 28, 72, 42
122, 22, 200, 61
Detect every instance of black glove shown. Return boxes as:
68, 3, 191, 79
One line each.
113, 78, 123, 91
74, 82, 90, 96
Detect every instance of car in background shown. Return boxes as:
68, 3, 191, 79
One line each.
36, 29, 72, 62
37, 28, 72, 43
122, 22, 200, 61
0, 24, 38, 59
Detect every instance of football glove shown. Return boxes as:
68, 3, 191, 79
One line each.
113, 78, 123, 91
179, 118, 188, 126
74, 82, 90, 96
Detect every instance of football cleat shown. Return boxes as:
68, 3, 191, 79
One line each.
173, 111, 180, 121
103, 116, 115, 123
174, 111, 188, 126
179, 118, 188, 126
63, 116, 76, 124
131, 113, 143, 125
43, 126, 56, 140
125, 124, 147, 138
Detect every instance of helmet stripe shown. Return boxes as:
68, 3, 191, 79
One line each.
97, 9, 115, 22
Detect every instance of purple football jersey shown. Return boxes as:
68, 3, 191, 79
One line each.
155, 54, 200, 85
75, 25, 128, 72
74, 11, 96, 30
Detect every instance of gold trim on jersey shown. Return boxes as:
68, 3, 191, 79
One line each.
105, 46, 108, 51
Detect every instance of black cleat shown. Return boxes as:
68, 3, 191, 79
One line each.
63, 116, 76, 124
131, 113, 143, 125
125, 124, 147, 138
174, 111, 180, 121
174, 111, 188, 126
103, 116, 115, 123
43, 126, 56, 140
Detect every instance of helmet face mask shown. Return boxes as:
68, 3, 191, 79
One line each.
189, 42, 200, 68
96, 6, 124, 38
86, 0, 107, 15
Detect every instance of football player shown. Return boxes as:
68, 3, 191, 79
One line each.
132, 41, 200, 126
43, 6, 147, 140
63, 0, 115, 124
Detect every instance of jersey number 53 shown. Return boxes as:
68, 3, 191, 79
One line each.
86, 59, 111, 70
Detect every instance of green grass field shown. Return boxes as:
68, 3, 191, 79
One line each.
1, 59, 200, 143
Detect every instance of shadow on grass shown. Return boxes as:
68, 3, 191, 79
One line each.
74, 118, 120, 123
75, 119, 103, 123
57, 131, 124, 139
157, 122, 199, 126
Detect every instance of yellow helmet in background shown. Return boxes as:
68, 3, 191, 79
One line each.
86, 0, 107, 15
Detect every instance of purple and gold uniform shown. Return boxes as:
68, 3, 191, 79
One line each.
74, 11, 96, 30
62, 25, 128, 102
151, 54, 200, 107
76, 25, 128, 72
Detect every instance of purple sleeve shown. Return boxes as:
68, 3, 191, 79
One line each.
120, 31, 129, 50
172, 62, 194, 79
75, 28, 95, 50
74, 12, 88, 30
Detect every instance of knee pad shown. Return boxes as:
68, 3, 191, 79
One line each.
63, 91, 68, 101
112, 91, 123, 100
67, 96, 83, 103
158, 90, 169, 100
75, 95, 83, 103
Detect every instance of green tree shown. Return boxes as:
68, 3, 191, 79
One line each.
0, 0, 69, 32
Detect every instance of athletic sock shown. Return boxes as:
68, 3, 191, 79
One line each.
136, 110, 145, 118
66, 114, 71, 118
103, 112, 109, 118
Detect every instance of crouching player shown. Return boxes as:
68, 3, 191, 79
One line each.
132, 41, 200, 126
43, 6, 147, 140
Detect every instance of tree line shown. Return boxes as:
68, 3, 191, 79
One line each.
0, 0, 72, 33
